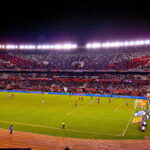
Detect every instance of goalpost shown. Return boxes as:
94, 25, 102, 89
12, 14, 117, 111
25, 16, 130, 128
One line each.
132, 96, 149, 127
134, 99, 148, 111
147, 93, 150, 112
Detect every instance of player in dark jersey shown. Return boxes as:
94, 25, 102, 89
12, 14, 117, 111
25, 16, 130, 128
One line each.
75, 101, 78, 106
97, 97, 100, 104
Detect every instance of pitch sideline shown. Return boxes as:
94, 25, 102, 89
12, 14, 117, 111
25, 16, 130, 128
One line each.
0, 120, 121, 137
122, 110, 135, 136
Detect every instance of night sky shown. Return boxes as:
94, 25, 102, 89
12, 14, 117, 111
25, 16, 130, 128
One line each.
0, 1, 150, 44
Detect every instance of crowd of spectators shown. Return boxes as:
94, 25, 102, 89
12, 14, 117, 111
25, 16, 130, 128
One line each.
0, 73, 149, 96
0, 72, 149, 80
0, 49, 149, 96
0, 49, 149, 71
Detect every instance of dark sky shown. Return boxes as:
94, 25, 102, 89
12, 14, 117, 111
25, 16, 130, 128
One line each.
0, 1, 150, 43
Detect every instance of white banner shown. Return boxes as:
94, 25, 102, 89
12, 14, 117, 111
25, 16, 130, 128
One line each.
64, 87, 68, 92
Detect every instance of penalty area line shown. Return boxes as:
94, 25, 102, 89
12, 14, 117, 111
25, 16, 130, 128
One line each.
66, 106, 83, 116
122, 110, 135, 136
114, 104, 123, 112
66, 103, 91, 116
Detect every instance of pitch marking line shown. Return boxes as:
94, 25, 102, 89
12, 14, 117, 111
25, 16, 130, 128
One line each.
114, 104, 123, 112
66, 106, 83, 116
0, 120, 120, 136
122, 110, 135, 136
66, 103, 91, 116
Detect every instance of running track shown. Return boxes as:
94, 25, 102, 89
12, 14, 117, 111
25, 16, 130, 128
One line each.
0, 129, 150, 150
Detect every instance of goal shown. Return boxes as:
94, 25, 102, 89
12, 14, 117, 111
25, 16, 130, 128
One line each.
134, 99, 148, 111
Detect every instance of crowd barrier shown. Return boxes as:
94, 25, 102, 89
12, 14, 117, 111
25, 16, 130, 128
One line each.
0, 89, 148, 100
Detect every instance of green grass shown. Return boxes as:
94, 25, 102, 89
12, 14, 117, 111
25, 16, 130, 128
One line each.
0, 92, 149, 139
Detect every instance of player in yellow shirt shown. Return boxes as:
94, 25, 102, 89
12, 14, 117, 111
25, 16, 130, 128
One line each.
62, 121, 66, 129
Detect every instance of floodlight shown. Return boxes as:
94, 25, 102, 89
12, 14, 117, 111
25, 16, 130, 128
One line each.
86, 43, 92, 48
37, 45, 42, 49
113, 42, 121, 47
135, 40, 144, 45
85, 39, 150, 49
6, 45, 18, 49
62, 44, 71, 49
0, 45, 3, 48
72, 44, 77, 49
144, 40, 150, 44
49, 45, 54, 49
129, 41, 135, 46
19, 45, 35, 49
102, 42, 110, 48
123, 41, 129, 46
54, 44, 62, 49
92, 43, 101, 48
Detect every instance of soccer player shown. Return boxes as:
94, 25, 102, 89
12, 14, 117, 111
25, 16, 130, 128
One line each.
10, 125, 13, 134
42, 100, 45, 104
146, 114, 149, 119
141, 126, 146, 132
109, 98, 111, 103
91, 96, 93, 100
8, 94, 11, 99
126, 101, 128, 106
142, 121, 147, 126
97, 97, 100, 104
90, 100, 94, 104
75, 101, 78, 107
62, 121, 66, 129
8, 94, 13, 99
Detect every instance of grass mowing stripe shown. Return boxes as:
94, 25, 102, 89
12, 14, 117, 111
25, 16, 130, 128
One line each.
70, 114, 126, 121
0, 120, 120, 136
122, 110, 135, 136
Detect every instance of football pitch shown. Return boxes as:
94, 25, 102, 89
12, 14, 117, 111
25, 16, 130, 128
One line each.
0, 92, 149, 139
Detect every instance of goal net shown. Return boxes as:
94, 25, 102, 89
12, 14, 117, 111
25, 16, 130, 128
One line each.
134, 99, 148, 111
147, 93, 150, 112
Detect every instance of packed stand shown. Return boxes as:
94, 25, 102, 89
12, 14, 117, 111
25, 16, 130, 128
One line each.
0, 73, 149, 96
0, 48, 149, 71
